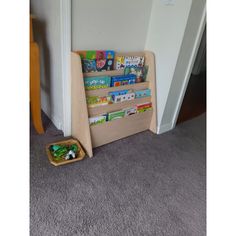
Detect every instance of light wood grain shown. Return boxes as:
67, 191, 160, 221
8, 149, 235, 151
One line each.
90, 110, 153, 148
84, 69, 124, 78
86, 82, 149, 97
88, 97, 151, 117
71, 52, 93, 157
144, 51, 157, 133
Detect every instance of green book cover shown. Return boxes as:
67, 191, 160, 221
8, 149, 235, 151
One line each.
108, 110, 125, 121
84, 76, 111, 90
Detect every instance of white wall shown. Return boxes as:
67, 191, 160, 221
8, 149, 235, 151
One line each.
31, 0, 63, 130
160, 0, 206, 130
145, 0, 192, 132
72, 0, 153, 51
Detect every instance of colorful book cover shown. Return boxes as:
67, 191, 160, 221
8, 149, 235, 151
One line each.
135, 88, 151, 98
96, 59, 107, 71
108, 89, 131, 101
106, 50, 115, 59
104, 59, 114, 71
110, 74, 136, 87
136, 102, 152, 113
89, 115, 107, 126
124, 56, 145, 68
124, 66, 148, 83
108, 110, 125, 121
86, 51, 96, 60
82, 59, 97, 73
87, 96, 112, 108
123, 107, 137, 116
115, 56, 125, 70
113, 93, 135, 103
84, 76, 111, 90
96, 51, 106, 60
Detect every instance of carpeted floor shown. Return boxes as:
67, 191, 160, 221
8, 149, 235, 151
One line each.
30, 113, 206, 236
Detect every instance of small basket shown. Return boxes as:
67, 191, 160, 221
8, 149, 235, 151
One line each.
46, 138, 86, 166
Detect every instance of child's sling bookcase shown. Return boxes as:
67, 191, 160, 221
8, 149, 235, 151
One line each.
71, 51, 157, 157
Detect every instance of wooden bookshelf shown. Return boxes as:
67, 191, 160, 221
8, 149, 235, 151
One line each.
71, 51, 157, 157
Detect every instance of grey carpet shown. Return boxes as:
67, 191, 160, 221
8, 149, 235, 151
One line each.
30, 113, 206, 236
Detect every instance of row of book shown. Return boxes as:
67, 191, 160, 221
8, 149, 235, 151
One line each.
87, 88, 151, 108
89, 102, 152, 126
84, 66, 148, 91
78, 50, 145, 73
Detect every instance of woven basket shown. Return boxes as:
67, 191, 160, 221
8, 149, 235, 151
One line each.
46, 138, 86, 166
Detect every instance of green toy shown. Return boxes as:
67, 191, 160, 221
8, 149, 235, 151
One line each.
49, 143, 80, 161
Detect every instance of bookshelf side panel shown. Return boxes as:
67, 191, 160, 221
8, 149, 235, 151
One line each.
145, 51, 157, 133
71, 52, 93, 157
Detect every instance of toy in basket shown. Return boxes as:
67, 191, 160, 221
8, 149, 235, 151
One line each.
46, 139, 86, 166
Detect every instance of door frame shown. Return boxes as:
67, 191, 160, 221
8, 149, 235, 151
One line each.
60, 0, 71, 136
171, 5, 206, 128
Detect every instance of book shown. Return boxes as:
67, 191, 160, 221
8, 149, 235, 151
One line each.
115, 56, 125, 70
125, 56, 145, 68
96, 58, 114, 71
108, 89, 131, 101
115, 56, 145, 69
84, 76, 111, 90
110, 74, 136, 87
96, 50, 106, 60
113, 92, 135, 103
136, 102, 152, 113
123, 107, 137, 116
87, 96, 113, 108
106, 50, 115, 59
124, 66, 148, 83
86, 50, 96, 60
108, 110, 125, 121
135, 88, 151, 98
82, 59, 97, 73
89, 115, 107, 126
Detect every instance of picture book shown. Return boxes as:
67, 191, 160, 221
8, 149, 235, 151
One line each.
108, 110, 125, 121
96, 51, 106, 60
89, 115, 107, 126
124, 66, 148, 83
108, 89, 131, 101
113, 92, 135, 103
84, 76, 111, 90
96, 59, 107, 71
82, 59, 97, 73
123, 107, 137, 116
135, 88, 151, 98
87, 95, 113, 108
115, 56, 125, 70
106, 50, 115, 59
86, 51, 96, 60
124, 56, 145, 68
110, 74, 136, 87
104, 59, 114, 71
136, 102, 152, 113
96, 59, 114, 71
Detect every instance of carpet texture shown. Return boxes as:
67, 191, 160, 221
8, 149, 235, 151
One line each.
30, 113, 206, 236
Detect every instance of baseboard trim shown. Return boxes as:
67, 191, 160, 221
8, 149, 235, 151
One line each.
157, 122, 173, 134
41, 107, 63, 131
51, 115, 63, 131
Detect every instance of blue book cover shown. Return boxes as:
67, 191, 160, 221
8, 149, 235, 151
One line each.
135, 89, 151, 98
110, 74, 136, 87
